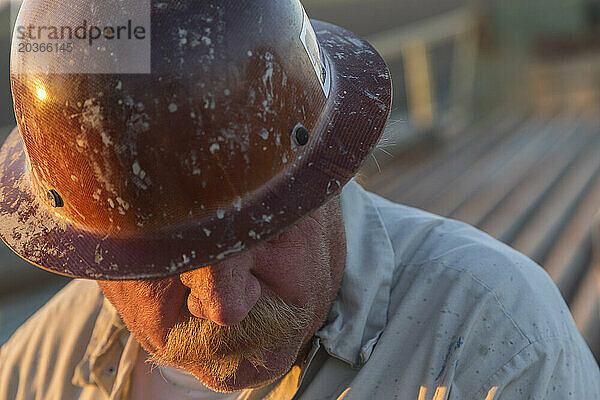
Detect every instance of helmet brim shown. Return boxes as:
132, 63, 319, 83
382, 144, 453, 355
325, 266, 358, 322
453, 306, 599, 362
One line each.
0, 20, 392, 280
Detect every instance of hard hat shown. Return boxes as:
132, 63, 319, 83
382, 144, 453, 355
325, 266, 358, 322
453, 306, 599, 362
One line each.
0, 0, 392, 279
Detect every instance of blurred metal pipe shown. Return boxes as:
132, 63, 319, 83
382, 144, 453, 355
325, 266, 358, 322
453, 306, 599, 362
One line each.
367, 7, 478, 138
402, 40, 435, 132
367, 8, 474, 61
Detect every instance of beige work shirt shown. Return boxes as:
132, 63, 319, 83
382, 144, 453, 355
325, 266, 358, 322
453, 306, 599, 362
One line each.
1, 180, 599, 399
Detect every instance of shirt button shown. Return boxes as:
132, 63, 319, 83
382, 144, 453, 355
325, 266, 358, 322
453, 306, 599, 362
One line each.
104, 364, 117, 377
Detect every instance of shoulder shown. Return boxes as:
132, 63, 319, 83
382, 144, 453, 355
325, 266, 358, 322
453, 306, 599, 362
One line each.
360, 188, 600, 397
341, 182, 574, 341
363, 189, 567, 334
0, 279, 105, 399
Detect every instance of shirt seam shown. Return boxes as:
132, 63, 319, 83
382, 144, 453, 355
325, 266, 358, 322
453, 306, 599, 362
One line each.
398, 260, 533, 345
468, 334, 574, 400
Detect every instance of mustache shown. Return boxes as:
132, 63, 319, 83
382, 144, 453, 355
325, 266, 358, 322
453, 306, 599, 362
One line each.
147, 295, 313, 382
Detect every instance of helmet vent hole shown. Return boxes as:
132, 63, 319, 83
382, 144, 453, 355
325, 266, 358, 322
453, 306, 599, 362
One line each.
47, 189, 64, 208
293, 124, 310, 146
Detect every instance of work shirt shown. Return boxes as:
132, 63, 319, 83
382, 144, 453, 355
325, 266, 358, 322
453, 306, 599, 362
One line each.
127, 351, 244, 399
1, 180, 599, 399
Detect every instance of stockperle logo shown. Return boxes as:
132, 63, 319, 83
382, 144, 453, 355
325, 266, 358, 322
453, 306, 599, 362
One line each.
11, 0, 151, 74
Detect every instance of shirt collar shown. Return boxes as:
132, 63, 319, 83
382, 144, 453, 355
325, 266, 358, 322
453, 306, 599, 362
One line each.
315, 179, 396, 367
72, 297, 128, 397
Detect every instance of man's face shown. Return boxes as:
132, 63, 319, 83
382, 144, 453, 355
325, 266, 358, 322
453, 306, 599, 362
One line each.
97, 199, 346, 392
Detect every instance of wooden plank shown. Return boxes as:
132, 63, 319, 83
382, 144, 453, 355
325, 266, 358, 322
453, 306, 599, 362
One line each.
429, 114, 575, 217
569, 264, 600, 359
479, 132, 600, 244
539, 167, 600, 304
369, 110, 525, 201
540, 160, 600, 298
395, 114, 539, 208
450, 116, 582, 226
512, 132, 600, 265
420, 116, 554, 213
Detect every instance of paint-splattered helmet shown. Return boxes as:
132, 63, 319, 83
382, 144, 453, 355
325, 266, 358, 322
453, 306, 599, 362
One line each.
0, 0, 391, 279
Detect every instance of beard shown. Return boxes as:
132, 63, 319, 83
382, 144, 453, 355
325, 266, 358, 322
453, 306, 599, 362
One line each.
147, 295, 314, 387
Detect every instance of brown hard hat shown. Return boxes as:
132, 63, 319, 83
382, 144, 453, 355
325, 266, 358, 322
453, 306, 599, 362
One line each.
0, 0, 391, 279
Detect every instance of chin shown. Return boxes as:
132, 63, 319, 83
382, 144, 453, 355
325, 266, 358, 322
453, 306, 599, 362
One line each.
186, 343, 303, 393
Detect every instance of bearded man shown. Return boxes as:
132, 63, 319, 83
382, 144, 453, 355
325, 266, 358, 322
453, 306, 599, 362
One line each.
1, 0, 599, 399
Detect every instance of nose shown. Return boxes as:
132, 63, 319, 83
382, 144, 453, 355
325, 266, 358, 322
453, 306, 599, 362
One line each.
179, 252, 261, 326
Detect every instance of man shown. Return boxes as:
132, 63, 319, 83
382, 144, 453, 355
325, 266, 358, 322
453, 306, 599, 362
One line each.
1, 0, 599, 399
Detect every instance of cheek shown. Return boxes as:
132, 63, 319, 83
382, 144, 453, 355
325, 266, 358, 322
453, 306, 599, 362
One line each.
97, 277, 189, 351
253, 237, 327, 308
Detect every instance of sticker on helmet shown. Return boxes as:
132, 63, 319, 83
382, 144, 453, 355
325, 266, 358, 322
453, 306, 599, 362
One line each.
300, 7, 331, 98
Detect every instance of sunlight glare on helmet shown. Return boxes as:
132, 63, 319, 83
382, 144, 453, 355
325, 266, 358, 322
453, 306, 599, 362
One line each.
35, 85, 47, 101
53, 211, 71, 224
